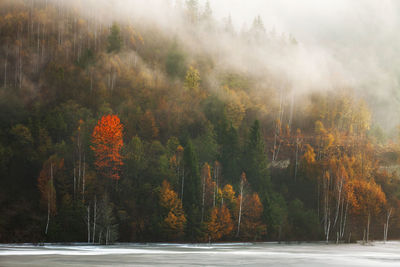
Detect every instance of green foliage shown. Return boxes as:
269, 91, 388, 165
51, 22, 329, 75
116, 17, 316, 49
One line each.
193, 121, 218, 164
98, 194, 119, 244
166, 44, 186, 78
288, 199, 321, 240
107, 23, 122, 53
76, 49, 95, 69
124, 136, 147, 182
243, 120, 270, 196
182, 140, 202, 240
265, 192, 288, 240
219, 123, 240, 186
10, 124, 33, 146
1, 1, 399, 244
183, 140, 201, 209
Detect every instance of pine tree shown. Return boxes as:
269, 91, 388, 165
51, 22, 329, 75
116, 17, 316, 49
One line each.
107, 23, 122, 53
220, 124, 240, 186
182, 140, 202, 240
243, 120, 270, 196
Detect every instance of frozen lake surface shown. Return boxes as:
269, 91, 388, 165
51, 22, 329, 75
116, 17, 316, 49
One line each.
1, 241, 400, 266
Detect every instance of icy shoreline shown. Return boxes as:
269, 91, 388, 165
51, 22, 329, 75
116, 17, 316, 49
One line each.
1, 242, 400, 266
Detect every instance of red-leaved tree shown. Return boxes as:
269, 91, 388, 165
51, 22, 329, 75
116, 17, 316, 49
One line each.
91, 114, 124, 180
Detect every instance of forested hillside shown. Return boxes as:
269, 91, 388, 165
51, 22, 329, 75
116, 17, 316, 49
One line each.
1, 0, 400, 244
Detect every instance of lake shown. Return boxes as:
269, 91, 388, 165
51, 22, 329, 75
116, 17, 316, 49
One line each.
1, 242, 400, 266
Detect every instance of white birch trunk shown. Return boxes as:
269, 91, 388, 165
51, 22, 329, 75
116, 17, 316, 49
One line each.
236, 179, 244, 238
384, 208, 392, 242
201, 170, 206, 223
87, 204, 90, 243
333, 176, 343, 227
45, 163, 53, 235
93, 196, 97, 243
82, 154, 86, 202
366, 212, 371, 243
294, 138, 299, 181
181, 166, 185, 202
4, 50, 7, 88
73, 166, 76, 200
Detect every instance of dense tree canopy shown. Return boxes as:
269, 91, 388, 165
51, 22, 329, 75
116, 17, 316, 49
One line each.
0, 0, 400, 244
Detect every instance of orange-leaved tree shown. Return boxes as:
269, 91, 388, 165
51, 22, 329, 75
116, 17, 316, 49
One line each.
207, 204, 234, 241
91, 114, 124, 180
241, 192, 267, 240
159, 180, 186, 239
347, 179, 386, 242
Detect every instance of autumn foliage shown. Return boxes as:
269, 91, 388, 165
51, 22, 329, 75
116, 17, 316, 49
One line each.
347, 179, 386, 218
207, 205, 234, 241
38, 156, 64, 215
91, 115, 124, 180
159, 180, 186, 238
4, 0, 400, 244
241, 193, 267, 240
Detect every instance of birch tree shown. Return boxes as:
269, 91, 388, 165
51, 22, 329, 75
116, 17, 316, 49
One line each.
38, 155, 64, 236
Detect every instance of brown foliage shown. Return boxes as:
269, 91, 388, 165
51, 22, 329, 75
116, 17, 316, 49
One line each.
37, 156, 64, 215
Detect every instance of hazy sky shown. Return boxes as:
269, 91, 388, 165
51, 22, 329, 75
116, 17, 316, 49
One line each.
206, 0, 400, 130
208, 0, 398, 41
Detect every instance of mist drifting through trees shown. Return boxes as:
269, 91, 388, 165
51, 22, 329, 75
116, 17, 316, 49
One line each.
1, 0, 400, 246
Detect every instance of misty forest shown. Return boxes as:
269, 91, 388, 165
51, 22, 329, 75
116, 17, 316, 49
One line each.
1, 0, 400, 245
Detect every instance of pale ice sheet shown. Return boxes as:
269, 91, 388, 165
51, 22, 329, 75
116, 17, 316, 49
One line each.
1, 241, 400, 266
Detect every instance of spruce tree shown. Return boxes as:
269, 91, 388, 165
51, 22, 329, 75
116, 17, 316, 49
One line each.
182, 140, 202, 240
107, 23, 122, 53
244, 120, 270, 197
220, 124, 240, 186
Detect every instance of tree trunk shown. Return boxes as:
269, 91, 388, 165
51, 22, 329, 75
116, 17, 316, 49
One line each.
90, 71, 93, 92
201, 170, 206, 223
82, 153, 86, 202
45, 191, 50, 235
326, 219, 330, 243
18, 43, 22, 89
317, 182, 320, 219
73, 166, 76, 200
4, 49, 7, 88
384, 208, 392, 242
93, 196, 97, 243
333, 177, 343, 228
384, 223, 386, 243
213, 164, 218, 207
45, 163, 53, 235
323, 175, 330, 243
181, 166, 185, 202
236, 186, 243, 238
363, 228, 366, 244
272, 129, 277, 161
78, 136, 81, 193
294, 138, 299, 182
340, 199, 349, 239
366, 212, 370, 243
87, 204, 90, 243
106, 227, 109, 245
